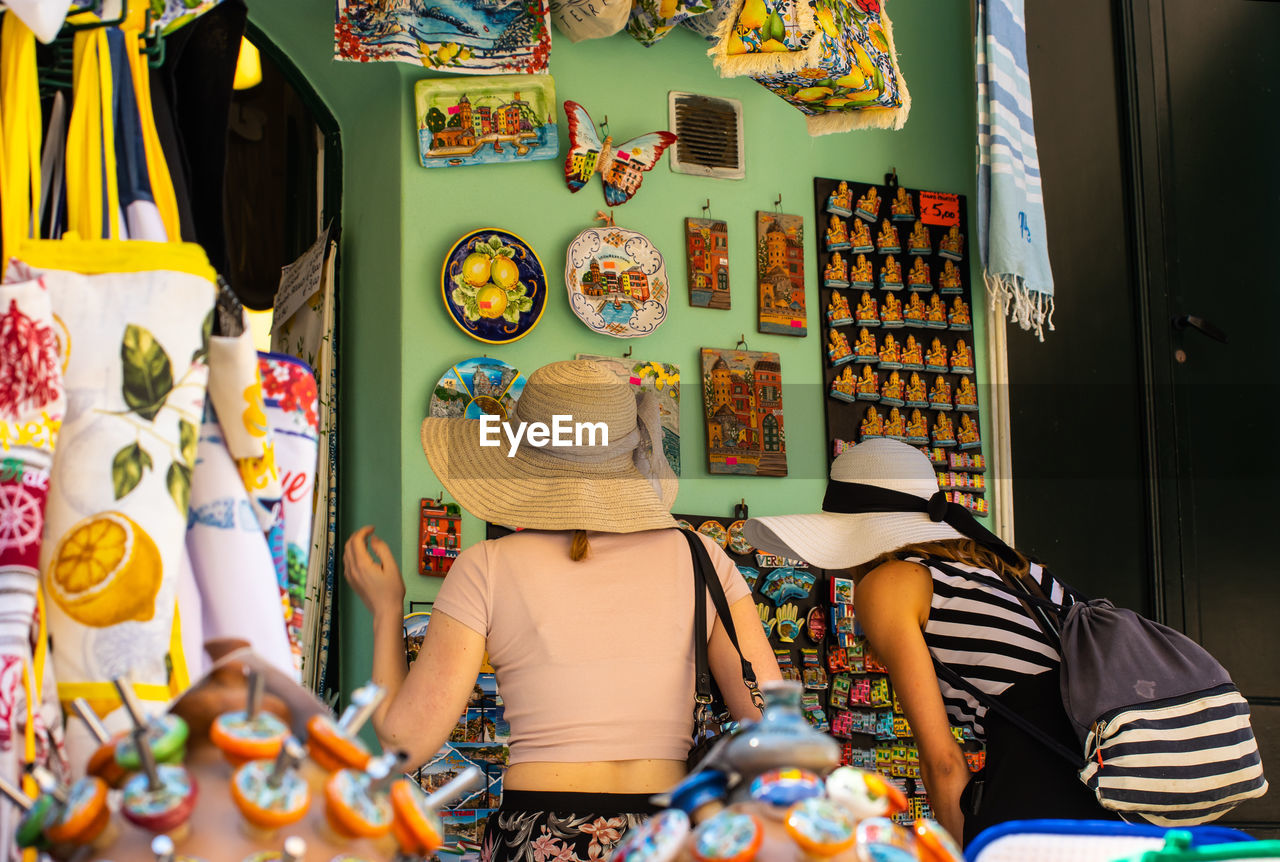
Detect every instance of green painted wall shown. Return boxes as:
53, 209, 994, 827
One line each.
249, 0, 988, 696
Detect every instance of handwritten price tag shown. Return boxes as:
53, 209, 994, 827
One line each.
919, 191, 960, 226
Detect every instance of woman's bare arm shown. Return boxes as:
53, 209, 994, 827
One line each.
856, 560, 971, 840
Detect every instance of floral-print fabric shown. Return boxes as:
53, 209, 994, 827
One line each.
481, 809, 648, 862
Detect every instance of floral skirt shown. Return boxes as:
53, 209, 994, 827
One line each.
480, 790, 659, 862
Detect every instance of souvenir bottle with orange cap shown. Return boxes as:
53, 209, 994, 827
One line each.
73, 697, 128, 788
308, 683, 383, 771
323, 750, 401, 840
823, 766, 907, 822
911, 819, 962, 862
212, 669, 291, 767
390, 765, 484, 857
28, 764, 113, 849
783, 797, 858, 857
230, 737, 311, 836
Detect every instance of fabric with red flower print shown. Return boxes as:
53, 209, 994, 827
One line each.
481, 808, 645, 862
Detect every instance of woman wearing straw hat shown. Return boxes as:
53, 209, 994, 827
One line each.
744, 438, 1114, 845
343, 360, 779, 862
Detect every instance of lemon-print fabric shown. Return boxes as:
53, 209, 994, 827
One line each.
709, 0, 909, 135
626, 0, 718, 46
11, 240, 215, 761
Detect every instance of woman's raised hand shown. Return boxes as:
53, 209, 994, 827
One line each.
343, 526, 405, 619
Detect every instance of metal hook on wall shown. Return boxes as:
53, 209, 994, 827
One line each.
702, 199, 711, 217
736, 334, 748, 350
774, 194, 782, 214
622, 345, 633, 358
594, 210, 615, 228
884, 167, 899, 189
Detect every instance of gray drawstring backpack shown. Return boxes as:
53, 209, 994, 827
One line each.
927, 558, 1267, 827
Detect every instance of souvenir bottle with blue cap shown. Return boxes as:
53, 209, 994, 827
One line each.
747, 768, 824, 814
670, 770, 730, 824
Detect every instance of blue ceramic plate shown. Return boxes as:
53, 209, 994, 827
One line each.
442, 228, 547, 344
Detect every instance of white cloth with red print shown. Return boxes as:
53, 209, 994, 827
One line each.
0, 275, 67, 858
258, 353, 318, 679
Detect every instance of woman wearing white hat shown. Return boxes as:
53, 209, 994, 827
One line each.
744, 438, 1113, 845
343, 360, 779, 862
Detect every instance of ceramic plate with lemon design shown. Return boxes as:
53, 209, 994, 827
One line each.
442, 229, 547, 344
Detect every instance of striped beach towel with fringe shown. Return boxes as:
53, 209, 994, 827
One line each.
976, 0, 1055, 339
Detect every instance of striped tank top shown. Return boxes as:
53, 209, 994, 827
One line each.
910, 556, 1073, 740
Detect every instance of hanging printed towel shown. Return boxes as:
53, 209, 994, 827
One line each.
709, 0, 909, 136
207, 320, 285, 549
976, 0, 1054, 339
258, 353, 318, 678
185, 407, 294, 678
12, 241, 214, 762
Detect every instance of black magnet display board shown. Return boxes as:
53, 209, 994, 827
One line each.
812, 177, 987, 514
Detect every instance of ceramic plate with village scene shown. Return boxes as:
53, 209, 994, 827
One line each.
416, 75, 558, 169
701, 348, 788, 476
335, 0, 552, 74
429, 358, 526, 422
565, 227, 669, 338
442, 229, 547, 344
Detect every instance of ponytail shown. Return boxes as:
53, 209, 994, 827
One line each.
569, 529, 590, 562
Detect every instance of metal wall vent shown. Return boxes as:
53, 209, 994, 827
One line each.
668, 91, 745, 180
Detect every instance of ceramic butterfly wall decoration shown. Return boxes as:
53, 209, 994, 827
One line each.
563, 100, 677, 206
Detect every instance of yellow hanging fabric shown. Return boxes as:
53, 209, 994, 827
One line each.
122, 2, 181, 240
65, 25, 120, 240
18, 590, 48, 862
0, 12, 42, 278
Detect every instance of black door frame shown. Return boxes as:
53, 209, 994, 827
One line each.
1117, 0, 1188, 634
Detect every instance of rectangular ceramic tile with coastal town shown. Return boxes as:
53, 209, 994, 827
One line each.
415, 75, 558, 169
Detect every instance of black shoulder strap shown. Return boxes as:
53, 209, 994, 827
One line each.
683, 530, 761, 709
930, 655, 1086, 769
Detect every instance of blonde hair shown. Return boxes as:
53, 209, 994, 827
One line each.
859, 538, 1032, 583
569, 530, 590, 562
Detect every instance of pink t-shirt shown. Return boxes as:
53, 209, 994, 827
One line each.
432, 528, 751, 764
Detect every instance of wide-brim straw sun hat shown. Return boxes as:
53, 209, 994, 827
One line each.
421, 359, 678, 532
744, 438, 971, 569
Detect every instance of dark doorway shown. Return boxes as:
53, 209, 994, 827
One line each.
1013, 0, 1280, 835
